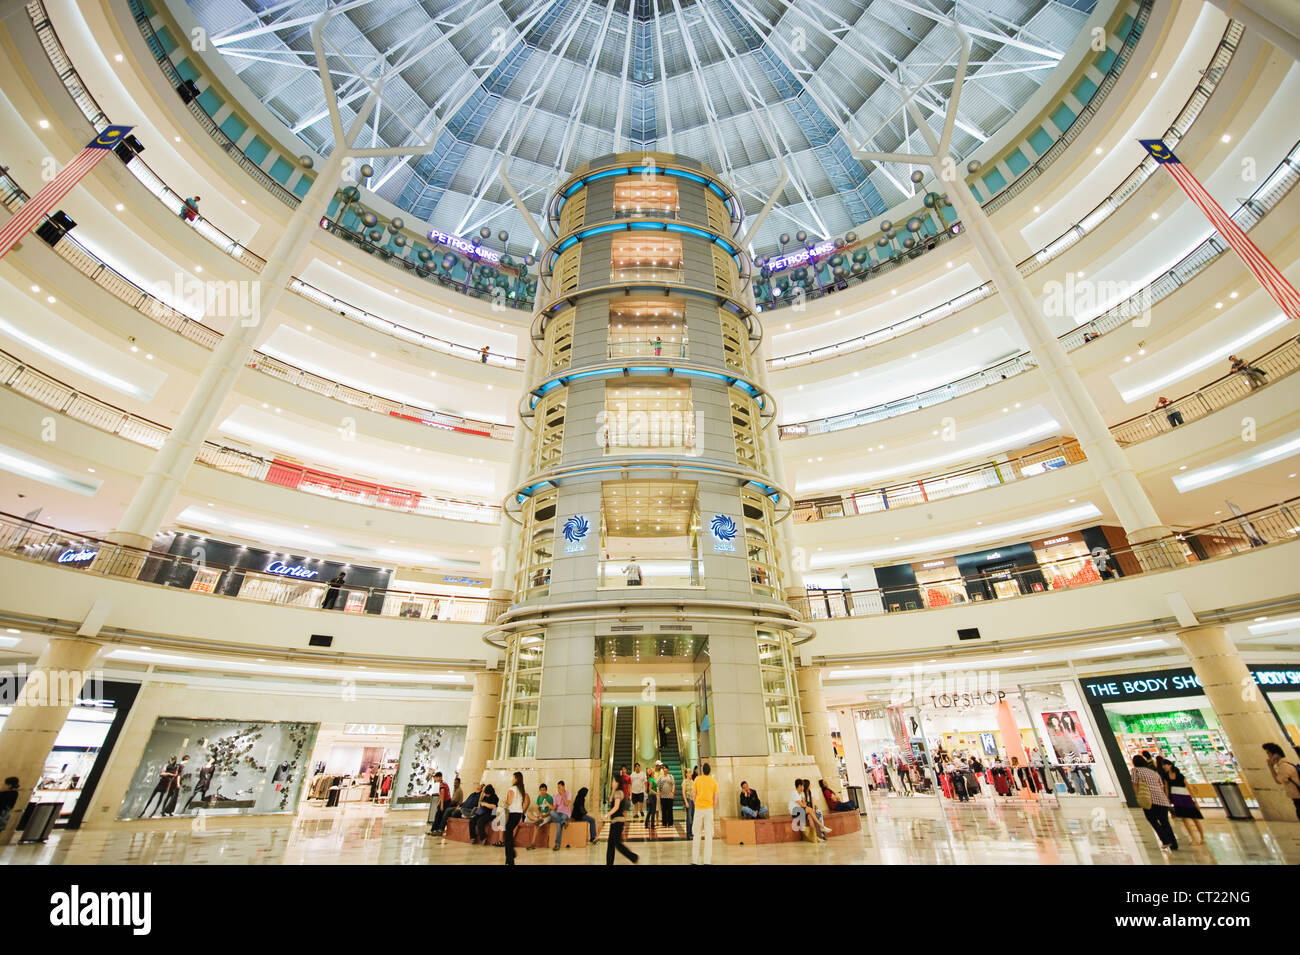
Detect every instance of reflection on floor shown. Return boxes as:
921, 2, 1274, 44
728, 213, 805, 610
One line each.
4, 799, 1298, 865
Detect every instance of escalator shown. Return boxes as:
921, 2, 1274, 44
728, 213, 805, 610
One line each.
610, 706, 635, 790
656, 704, 681, 817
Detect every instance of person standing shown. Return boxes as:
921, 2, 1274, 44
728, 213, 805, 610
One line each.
691, 762, 718, 865
1229, 354, 1267, 389
1131, 755, 1178, 852
645, 767, 658, 833
480, 345, 490, 364
503, 772, 529, 865
1263, 742, 1300, 821
629, 763, 646, 819
180, 196, 201, 222
0, 777, 19, 831
427, 771, 448, 834
623, 557, 643, 586
658, 766, 675, 829
1161, 760, 1204, 846
322, 572, 346, 610
683, 767, 696, 840
1155, 397, 1183, 428
604, 776, 639, 865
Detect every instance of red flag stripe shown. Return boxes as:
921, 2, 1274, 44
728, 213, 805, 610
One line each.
0, 147, 111, 257
1171, 165, 1298, 299
1164, 162, 1300, 319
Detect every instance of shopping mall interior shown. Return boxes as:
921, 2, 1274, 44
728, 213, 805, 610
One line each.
0, 0, 1298, 874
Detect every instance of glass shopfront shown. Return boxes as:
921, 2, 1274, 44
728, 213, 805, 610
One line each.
0, 680, 137, 828
1080, 663, 1300, 809
301, 723, 405, 809
117, 718, 318, 819
389, 724, 468, 808
848, 676, 1115, 801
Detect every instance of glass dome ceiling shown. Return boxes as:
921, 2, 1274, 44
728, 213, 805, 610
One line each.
188, 0, 1096, 252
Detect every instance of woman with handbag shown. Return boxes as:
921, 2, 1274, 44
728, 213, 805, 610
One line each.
1131, 755, 1178, 852
1161, 759, 1205, 846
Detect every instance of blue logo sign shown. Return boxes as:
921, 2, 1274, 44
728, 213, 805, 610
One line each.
710, 514, 737, 552
266, 560, 319, 579
57, 548, 97, 564
562, 515, 590, 544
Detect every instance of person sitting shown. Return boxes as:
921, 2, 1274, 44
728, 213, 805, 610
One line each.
549, 780, 572, 851
738, 781, 768, 819
526, 782, 554, 849
569, 785, 599, 843
470, 784, 498, 845
447, 782, 482, 823
801, 779, 833, 834
819, 778, 856, 812
789, 779, 829, 838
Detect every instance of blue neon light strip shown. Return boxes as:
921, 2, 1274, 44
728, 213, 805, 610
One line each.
529, 365, 768, 411
558, 166, 739, 216
546, 220, 745, 271
516, 464, 785, 503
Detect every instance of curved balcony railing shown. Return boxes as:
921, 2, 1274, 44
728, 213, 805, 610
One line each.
791, 496, 1300, 620
792, 338, 1300, 519
5, 494, 1296, 629
793, 440, 1086, 522
768, 17, 1243, 368
0, 348, 503, 525
0, 510, 497, 623
0, 168, 514, 442
26, 0, 523, 370
778, 138, 1300, 438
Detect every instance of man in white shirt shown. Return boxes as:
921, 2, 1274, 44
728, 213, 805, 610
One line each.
624, 558, 642, 586
629, 763, 647, 818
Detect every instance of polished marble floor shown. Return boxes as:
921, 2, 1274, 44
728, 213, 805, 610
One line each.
5, 797, 1298, 865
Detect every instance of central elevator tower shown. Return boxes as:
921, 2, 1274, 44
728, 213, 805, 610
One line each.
484, 153, 816, 808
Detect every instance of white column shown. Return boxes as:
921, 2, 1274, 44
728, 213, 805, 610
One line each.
796, 666, 839, 784
104, 88, 382, 552
1176, 625, 1296, 821
0, 636, 102, 844
1206, 0, 1300, 61
935, 163, 1169, 548
460, 671, 502, 787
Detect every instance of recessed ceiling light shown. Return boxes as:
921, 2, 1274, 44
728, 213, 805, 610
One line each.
1151, 212, 1159, 220
115, 203, 124, 212
5, 628, 19, 634
115, 53, 123, 62
173, 136, 180, 142
1215, 302, 1223, 309
30, 285, 39, 293
131, 345, 139, 352
1033, 206, 1040, 213
1221, 134, 1231, 143
1179, 465, 1187, 471
146, 353, 153, 360
1149, 71, 1158, 79
1094, 147, 1103, 155
1255, 616, 1267, 622
46, 296, 55, 303
87, 468, 95, 473
1230, 291, 1238, 299
38, 119, 49, 129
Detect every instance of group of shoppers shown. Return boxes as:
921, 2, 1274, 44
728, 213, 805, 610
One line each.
613, 762, 676, 831
1130, 752, 1204, 851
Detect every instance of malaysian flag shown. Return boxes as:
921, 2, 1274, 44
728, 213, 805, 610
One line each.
0, 125, 134, 261
1139, 138, 1300, 321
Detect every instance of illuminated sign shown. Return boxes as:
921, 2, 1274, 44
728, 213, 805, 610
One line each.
710, 514, 738, 553
57, 548, 97, 564
562, 515, 591, 553
767, 241, 835, 273
428, 228, 501, 264
1042, 536, 1071, 546
442, 576, 486, 586
922, 560, 945, 569
344, 723, 390, 735
266, 560, 319, 579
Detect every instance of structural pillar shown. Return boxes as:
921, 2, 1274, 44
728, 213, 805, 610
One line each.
0, 636, 102, 844
796, 667, 838, 787
1206, 0, 1300, 61
937, 164, 1170, 555
97, 88, 382, 567
459, 670, 502, 787
1176, 625, 1296, 821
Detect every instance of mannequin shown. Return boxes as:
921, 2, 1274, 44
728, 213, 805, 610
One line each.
161, 755, 190, 815
184, 758, 216, 812
140, 757, 180, 817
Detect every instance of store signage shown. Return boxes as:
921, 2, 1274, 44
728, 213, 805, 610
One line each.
343, 723, 390, 735
428, 228, 501, 264
57, 547, 98, 563
266, 560, 320, 579
922, 689, 1007, 710
441, 576, 485, 586
562, 515, 591, 553
922, 560, 946, 568
767, 241, 835, 273
1082, 664, 1300, 702
710, 514, 738, 552
1042, 536, 1071, 546
1114, 710, 1207, 734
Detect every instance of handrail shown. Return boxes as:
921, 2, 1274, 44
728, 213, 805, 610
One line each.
0, 510, 498, 623
0, 347, 503, 525
792, 338, 1300, 517
778, 137, 1300, 438
26, 0, 524, 370
791, 495, 1300, 620
758, 0, 1157, 319
768, 16, 1243, 367
0, 167, 513, 442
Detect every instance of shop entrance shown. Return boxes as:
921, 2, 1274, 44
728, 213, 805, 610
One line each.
299, 722, 404, 816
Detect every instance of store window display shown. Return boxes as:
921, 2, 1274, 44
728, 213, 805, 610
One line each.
390, 725, 467, 808
117, 718, 318, 819
301, 723, 404, 809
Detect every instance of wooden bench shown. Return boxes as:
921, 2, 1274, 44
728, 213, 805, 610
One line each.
722, 817, 755, 845
442, 815, 546, 847
824, 810, 862, 836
